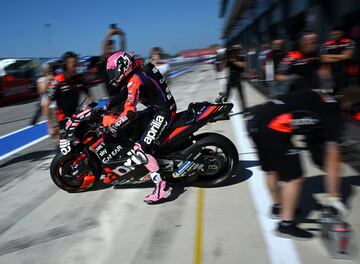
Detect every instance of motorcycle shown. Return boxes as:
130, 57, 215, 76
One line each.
50, 101, 238, 192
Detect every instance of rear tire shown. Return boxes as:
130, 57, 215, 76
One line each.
190, 133, 238, 187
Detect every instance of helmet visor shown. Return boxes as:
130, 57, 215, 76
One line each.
107, 69, 123, 87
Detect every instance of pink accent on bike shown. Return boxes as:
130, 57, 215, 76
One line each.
144, 180, 172, 204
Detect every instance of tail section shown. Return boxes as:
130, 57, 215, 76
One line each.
159, 102, 233, 149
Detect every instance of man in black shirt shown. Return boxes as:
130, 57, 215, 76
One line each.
44, 52, 93, 136
276, 31, 321, 92
217, 44, 247, 110
248, 89, 349, 239
320, 26, 355, 95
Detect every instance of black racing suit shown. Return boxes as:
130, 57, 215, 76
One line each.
107, 61, 177, 153
248, 90, 341, 181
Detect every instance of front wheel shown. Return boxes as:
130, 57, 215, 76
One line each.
190, 133, 239, 187
50, 152, 96, 193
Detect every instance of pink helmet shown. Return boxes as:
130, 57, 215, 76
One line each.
106, 51, 136, 87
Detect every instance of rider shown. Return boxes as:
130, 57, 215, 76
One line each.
104, 51, 177, 204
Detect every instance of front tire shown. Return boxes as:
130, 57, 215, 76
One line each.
190, 133, 239, 187
50, 152, 94, 193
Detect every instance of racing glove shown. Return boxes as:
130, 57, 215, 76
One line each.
107, 110, 136, 137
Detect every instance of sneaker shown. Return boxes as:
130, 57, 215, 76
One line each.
144, 180, 172, 204
325, 196, 349, 218
270, 204, 281, 219
269, 205, 302, 219
276, 222, 313, 240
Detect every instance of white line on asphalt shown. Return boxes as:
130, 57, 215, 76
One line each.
0, 135, 50, 161
229, 95, 302, 264
0, 120, 47, 139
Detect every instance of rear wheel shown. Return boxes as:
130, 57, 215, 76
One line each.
50, 152, 95, 193
190, 133, 238, 187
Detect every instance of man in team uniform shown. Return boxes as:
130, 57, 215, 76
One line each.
104, 51, 176, 204
276, 31, 321, 93
44, 51, 93, 137
247, 89, 351, 239
320, 26, 355, 95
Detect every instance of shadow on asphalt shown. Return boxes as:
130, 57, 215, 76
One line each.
0, 150, 56, 169
198, 159, 259, 188
88, 159, 258, 204
297, 174, 360, 222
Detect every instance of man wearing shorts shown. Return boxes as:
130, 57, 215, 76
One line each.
248, 89, 348, 239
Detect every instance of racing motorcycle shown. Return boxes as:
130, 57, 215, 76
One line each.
50, 101, 238, 192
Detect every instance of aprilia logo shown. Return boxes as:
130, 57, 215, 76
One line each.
114, 115, 129, 128
144, 115, 165, 145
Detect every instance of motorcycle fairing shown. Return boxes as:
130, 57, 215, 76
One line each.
159, 102, 233, 149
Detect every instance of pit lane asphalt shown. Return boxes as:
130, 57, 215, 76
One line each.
0, 64, 359, 264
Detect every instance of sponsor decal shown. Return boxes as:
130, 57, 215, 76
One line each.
144, 115, 165, 145
174, 160, 193, 177
59, 139, 71, 155
112, 165, 133, 177
76, 108, 91, 119
110, 150, 145, 176
65, 119, 73, 130
99, 149, 107, 157
102, 145, 122, 163
94, 141, 105, 153
114, 115, 129, 128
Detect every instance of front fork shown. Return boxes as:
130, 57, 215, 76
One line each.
72, 148, 96, 189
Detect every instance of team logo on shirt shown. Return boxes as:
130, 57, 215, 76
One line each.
268, 111, 320, 133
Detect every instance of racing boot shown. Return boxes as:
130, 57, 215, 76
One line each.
144, 172, 172, 204
133, 143, 172, 204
